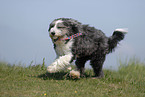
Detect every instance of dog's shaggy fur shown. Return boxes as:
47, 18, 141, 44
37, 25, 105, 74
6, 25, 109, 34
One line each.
47, 18, 127, 78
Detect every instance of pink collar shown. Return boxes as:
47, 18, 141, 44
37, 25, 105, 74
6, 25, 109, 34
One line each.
59, 33, 83, 41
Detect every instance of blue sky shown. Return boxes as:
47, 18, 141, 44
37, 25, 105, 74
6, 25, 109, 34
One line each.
0, 0, 145, 69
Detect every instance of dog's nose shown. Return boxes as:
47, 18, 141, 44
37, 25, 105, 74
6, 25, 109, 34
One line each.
51, 32, 55, 36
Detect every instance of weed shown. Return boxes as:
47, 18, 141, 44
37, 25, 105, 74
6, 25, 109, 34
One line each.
0, 59, 145, 97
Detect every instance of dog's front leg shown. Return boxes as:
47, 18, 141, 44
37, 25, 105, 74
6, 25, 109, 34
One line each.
47, 53, 73, 73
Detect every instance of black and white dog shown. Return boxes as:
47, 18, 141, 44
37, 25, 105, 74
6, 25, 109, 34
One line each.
47, 18, 127, 78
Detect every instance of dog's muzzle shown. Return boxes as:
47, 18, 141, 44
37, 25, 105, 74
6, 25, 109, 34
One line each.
51, 32, 55, 36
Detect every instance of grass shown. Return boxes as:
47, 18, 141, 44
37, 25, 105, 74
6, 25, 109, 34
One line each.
0, 59, 145, 97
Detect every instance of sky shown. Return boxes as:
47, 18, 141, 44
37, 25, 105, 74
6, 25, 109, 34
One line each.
0, 0, 145, 69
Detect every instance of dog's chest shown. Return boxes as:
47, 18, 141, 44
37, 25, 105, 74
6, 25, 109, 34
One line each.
54, 40, 73, 56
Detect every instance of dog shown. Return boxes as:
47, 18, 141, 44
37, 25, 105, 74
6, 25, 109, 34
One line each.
47, 18, 127, 78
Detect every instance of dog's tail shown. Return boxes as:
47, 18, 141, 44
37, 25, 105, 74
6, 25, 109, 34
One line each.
108, 28, 128, 53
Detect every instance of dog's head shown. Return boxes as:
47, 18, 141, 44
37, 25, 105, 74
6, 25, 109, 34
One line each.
48, 18, 82, 42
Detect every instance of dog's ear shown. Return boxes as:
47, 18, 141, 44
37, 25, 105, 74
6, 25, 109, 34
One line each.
71, 25, 79, 34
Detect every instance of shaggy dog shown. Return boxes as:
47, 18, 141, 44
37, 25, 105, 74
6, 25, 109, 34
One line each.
47, 18, 127, 78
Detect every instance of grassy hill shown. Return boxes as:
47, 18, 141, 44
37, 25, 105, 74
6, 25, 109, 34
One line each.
0, 60, 145, 97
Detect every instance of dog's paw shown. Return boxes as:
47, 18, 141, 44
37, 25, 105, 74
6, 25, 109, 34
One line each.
47, 62, 58, 73
47, 66, 56, 73
69, 70, 80, 79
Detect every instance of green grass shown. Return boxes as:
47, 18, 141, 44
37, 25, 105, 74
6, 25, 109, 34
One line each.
0, 60, 145, 97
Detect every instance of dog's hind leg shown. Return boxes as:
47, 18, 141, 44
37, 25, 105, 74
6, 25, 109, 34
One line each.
75, 57, 87, 77
90, 55, 106, 78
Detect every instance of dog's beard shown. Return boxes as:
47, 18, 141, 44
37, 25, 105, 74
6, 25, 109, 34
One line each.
51, 35, 66, 42
53, 36, 60, 42
50, 35, 60, 42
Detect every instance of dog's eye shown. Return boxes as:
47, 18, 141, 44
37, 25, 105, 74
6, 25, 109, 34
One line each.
57, 23, 66, 29
57, 26, 65, 29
